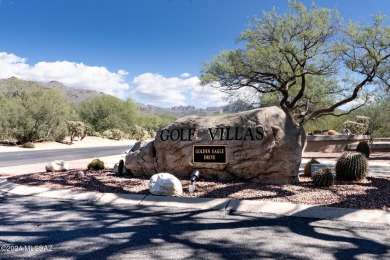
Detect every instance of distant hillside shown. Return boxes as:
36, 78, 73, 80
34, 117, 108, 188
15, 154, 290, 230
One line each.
0, 77, 106, 106
0, 77, 255, 116
138, 100, 255, 117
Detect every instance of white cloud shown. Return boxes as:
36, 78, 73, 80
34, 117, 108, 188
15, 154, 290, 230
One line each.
131, 72, 229, 107
0, 52, 230, 108
0, 52, 129, 97
180, 72, 191, 78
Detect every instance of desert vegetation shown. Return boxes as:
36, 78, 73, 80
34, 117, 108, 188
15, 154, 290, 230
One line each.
0, 78, 177, 144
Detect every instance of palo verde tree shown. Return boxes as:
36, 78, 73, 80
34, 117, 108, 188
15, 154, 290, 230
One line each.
2, 85, 70, 143
201, 1, 390, 129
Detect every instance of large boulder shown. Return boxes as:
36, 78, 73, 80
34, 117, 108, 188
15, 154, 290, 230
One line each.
149, 173, 183, 196
126, 106, 305, 184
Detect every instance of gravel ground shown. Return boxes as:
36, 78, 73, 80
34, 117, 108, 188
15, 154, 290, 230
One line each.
8, 151, 390, 211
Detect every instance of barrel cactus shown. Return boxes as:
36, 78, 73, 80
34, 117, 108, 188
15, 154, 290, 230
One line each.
312, 168, 333, 187
304, 158, 320, 177
356, 141, 370, 159
335, 153, 368, 181
87, 159, 105, 171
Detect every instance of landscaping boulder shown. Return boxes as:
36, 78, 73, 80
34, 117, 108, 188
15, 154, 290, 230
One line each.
46, 160, 70, 172
126, 106, 305, 184
149, 173, 183, 196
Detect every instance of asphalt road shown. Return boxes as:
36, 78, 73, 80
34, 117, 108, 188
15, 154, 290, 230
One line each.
0, 194, 389, 259
0, 145, 132, 167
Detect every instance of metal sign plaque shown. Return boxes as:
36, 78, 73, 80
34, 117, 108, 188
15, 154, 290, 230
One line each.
193, 145, 227, 164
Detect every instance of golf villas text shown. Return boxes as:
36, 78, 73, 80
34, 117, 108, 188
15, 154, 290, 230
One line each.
160, 126, 265, 142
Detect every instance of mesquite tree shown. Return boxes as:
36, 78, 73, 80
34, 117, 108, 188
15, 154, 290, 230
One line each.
201, 1, 390, 128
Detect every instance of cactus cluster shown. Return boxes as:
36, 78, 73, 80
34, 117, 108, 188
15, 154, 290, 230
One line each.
312, 168, 333, 187
335, 153, 368, 181
356, 141, 371, 159
304, 158, 320, 177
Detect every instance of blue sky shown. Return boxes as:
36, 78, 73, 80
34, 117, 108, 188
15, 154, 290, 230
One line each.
0, 0, 389, 108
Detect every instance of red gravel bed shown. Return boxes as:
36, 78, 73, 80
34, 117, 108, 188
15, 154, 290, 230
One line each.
8, 169, 390, 211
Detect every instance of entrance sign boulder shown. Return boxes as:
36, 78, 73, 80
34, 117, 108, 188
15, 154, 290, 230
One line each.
125, 106, 305, 184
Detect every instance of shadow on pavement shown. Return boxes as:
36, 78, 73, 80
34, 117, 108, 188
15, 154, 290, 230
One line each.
0, 194, 388, 259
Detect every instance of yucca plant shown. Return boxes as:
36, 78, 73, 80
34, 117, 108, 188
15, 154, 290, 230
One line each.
335, 153, 368, 181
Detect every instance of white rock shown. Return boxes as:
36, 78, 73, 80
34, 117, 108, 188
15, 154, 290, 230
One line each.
149, 173, 183, 196
45, 160, 70, 172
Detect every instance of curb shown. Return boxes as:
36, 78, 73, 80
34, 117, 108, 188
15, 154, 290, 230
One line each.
1, 179, 389, 225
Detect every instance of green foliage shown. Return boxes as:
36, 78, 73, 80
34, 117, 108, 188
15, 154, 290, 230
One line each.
78, 96, 138, 133
67, 121, 90, 144
312, 168, 333, 187
128, 125, 148, 141
21, 142, 35, 149
356, 141, 371, 159
90, 131, 102, 137
304, 158, 320, 177
102, 129, 125, 140
87, 159, 105, 171
0, 79, 70, 143
335, 153, 368, 181
355, 96, 390, 137
342, 115, 370, 135
135, 113, 177, 138
201, 1, 390, 126
53, 123, 69, 142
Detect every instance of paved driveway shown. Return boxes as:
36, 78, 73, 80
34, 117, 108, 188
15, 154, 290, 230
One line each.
0, 194, 389, 259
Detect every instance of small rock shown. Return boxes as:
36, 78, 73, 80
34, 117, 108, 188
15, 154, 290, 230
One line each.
75, 171, 85, 179
46, 160, 70, 172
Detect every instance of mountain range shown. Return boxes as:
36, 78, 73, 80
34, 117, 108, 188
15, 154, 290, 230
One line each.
0, 77, 255, 116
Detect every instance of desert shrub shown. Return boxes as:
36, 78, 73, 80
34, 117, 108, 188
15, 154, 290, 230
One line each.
0, 79, 70, 143
128, 125, 147, 141
356, 141, 371, 159
342, 116, 370, 135
335, 153, 368, 181
78, 96, 137, 133
102, 129, 125, 140
111, 129, 125, 140
67, 121, 90, 144
312, 168, 333, 187
87, 159, 105, 171
53, 125, 69, 142
327, 130, 337, 135
102, 130, 113, 139
21, 142, 35, 148
342, 121, 366, 135
91, 131, 102, 137
303, 158, 320, 177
